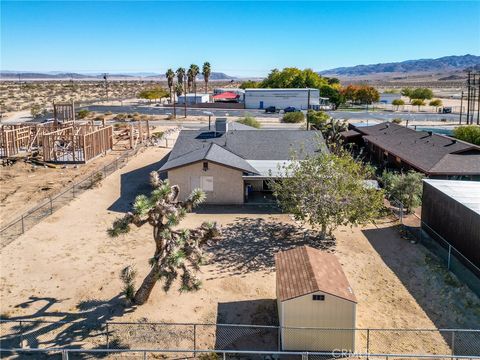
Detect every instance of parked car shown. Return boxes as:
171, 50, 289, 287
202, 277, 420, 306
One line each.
439, 107, 452, 114
265, 106, 277, 113
284, 106, 298, 113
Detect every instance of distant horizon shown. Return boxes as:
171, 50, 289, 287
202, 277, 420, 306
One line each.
2, 1, 479, 77
1, 53, 478, 78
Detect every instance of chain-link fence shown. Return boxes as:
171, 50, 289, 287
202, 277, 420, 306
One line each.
0, 145, 146, 248
1, 319, 479, 357
388, 198, 480, 297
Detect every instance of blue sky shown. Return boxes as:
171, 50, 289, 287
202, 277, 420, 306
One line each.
1, 1, 479, 77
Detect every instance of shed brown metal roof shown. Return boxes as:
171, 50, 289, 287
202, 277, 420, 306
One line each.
275, 246, 357, 303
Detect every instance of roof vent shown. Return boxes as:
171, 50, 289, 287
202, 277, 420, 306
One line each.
215, 118, 228, 134
428, 131, 433, 136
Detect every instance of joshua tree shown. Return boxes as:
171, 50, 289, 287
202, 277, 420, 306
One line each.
202, 62, 211, 93
166, 68, 175, 103
108, 171, 221, 305
189, 64, 200, 102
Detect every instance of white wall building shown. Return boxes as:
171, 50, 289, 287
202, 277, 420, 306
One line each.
177, 93, 210, 105
245, 88, 320, 110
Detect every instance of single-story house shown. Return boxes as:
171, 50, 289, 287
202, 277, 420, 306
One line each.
159, 119, 327, 204
177, 93, 210, 104
341, 122, 480, 179
276, 246, 357, 351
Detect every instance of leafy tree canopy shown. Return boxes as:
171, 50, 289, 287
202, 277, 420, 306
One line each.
381, 170, 423, 213
271, 151, 385, 238
239, 80, 260, 89
453, 125, 480, 146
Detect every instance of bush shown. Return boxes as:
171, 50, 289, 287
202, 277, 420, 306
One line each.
392, 118, 402, 124
381, 170, 423, 213
453, 125, 480, 145
77, 109, 90, 119
282, 112, 305, 123
237, 114, 261, 128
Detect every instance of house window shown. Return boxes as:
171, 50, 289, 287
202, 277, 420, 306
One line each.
203, 161, 208, 171
200, 176, 213, 192
312, 294, 325, 301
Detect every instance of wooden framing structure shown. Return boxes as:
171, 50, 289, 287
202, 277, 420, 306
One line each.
42, 124, 113, 163
128, 120, 150, 149
53, 101, 76, 124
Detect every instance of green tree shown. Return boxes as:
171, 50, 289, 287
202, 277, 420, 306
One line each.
410, 88, 434, 100
175, 83, 183, 97
271, 152, 385, 238
108, 171, 220, 305
236, 113, 261, 128
453, 125, 480, 145
282, 111, 305, 123
202, 62, 211, 93
401, 88, 413, 98
429, 99, 442, 111
239, 80, 259, 89
166, 68, 175, 102
356, 86, 380, 104
381, 170, 423, 214
411, 99, 425, 111
319, 85, 343, 109
392, 99, 405, 110
176, 67, 186, 90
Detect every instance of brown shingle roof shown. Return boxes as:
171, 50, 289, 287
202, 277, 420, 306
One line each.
355, 123, 480, 175
275, 246, 357, 303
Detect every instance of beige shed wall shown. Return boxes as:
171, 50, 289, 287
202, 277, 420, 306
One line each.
167, 161, 244, 204
280, 291, 356, 351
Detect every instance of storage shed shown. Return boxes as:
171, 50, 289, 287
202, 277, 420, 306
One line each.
275, 246, 357, 351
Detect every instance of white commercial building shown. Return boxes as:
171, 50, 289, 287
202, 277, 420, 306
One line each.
177, 93, 210, 105
244, 88, 320, 110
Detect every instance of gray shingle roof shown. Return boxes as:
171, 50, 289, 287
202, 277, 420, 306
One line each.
355, 123, 480, 174
160, 129, 327, 173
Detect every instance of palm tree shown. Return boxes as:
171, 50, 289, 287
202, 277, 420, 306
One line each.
202, 62, 211, 94
187, 68, 194, 94
176, 67, 185, 88
165, 68, 175, 103
189, 64, 200, 103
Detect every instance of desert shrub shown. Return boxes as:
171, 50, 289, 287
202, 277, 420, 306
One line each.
282, 111, 305, 123
198, 353, 220, 360
105, 111, 113, 115
77, 109, 90, 119
237, 114, 261, 128
151, 131, 164, 139
391, 118, 402, 124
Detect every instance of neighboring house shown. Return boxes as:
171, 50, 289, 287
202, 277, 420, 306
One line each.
244, 88, 321, 110
275, 246, 357, 351
341, 122, 480, 180
159, 119, 327, 204
422, 180, 480, 269
177, 93, 210, 104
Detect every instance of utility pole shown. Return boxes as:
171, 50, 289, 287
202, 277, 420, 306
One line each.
184, 73, 187, 118
459, 91, 463, 125
103, 73, 109, 102
307, 88, 311, 130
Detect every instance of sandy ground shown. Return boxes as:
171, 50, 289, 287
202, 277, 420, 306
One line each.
0, 147, 478, 356
0, 125, 176, 227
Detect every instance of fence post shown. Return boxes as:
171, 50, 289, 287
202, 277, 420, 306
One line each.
366, 328, 370, 360
62, 349, 69, 360
451, 330, 455, 356
143, 350, 147, 360
19, 320, 24, 348
49, 197, 53, 214
277, 326, 281, 351
106, 322, 109, 349
193, 324, 196, 358
21, 215, 24, 234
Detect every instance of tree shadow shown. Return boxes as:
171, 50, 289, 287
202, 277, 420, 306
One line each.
206, 217, 335, 277
107, 152, 170, 213
0, 294, 134, 359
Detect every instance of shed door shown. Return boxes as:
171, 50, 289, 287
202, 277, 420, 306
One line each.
259, 101, 264, 109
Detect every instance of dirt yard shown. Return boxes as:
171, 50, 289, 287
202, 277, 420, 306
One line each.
0, 125, 177, 227
0, 147, 479, 355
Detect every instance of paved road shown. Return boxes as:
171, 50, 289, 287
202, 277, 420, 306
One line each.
85, 105, 281, 118
329, 110, 460, 123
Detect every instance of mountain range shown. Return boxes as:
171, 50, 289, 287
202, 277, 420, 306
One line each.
319, 54, 480, 77
0, 71, 236, 81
